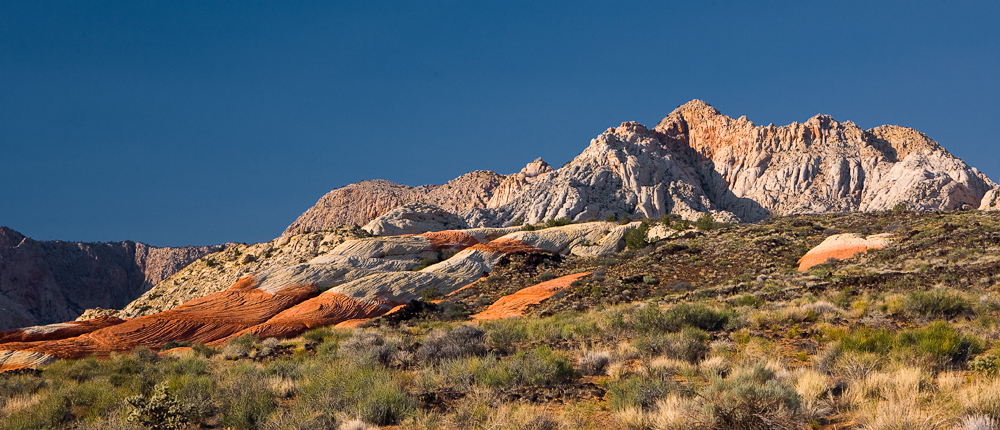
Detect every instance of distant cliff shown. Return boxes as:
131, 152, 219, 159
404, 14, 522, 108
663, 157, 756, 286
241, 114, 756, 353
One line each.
0, 226, 221, 330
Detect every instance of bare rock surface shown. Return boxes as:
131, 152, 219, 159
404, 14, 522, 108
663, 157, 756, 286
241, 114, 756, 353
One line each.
363, 203, 469, 236
0, 226, 220, 330
798, 233, 895, 271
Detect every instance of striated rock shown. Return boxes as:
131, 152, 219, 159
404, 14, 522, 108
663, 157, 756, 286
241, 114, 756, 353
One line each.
115, 227, 368, 319
472, 272, 591, 320
363, 203, 469, 236
798, 233, 895, 271
0, 226, 220, 330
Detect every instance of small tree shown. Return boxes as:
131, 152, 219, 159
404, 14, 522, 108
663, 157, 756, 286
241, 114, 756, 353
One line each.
892, 202, 908, 213
625, 221, 650, 250
696, 213, 715, 231
606, 214, 617, 222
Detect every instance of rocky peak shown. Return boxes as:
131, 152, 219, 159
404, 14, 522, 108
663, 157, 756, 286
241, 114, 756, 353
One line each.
519, 158, 553, 178
865, 124, 946, 162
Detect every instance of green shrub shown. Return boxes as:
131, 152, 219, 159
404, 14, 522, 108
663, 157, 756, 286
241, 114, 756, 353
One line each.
899, 320, 983, 365
420, 286, 441, 301
673, 219, 691, 230
506, 346, 577, 386
701, 362, 801, 428
511, 217, 524, 226
634, 328, 709, 362
299, 361, 415, 426
218, 363, 275, 429
625, 221, 650, 250
161, 341, 191, 350
696, 213, 716, 231
480, 319, 528, 352
126, 383, 194, 430
415, 325, 487, 364
619, 215, 632, 225
190, 342, 219, 358
731, 294, 763, 308
545, 217, 571, 228
903, 289, 972, 320
892, 202, 908, 213
632, 303, 733, 333
522, 224, 537, 231
607, 374, 677, 410
606, 214, 617, 222
970, 352, 1000, 376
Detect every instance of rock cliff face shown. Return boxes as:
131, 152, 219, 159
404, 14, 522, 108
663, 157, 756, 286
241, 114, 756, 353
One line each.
471, 100, 996, 226
0, 227, 220, 330
285, 100, 996, 232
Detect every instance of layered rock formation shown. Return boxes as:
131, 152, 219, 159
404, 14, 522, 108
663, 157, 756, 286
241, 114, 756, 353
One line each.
0, 227, 220, 330
363, 203, 469, 236
0, 222, 639, 369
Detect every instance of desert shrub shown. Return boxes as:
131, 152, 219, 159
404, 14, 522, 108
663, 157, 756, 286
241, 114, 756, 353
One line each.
166, 373, 216, 424
970, 352, 1000, 376
190, 342, 219, 358
419, 286, 441, 300
480, 319, 528, 352
607, 374, 678, 411
339, 331, 399, 367
696, 213, 715, 231
673, 219, 691, 230
899, 320, 983, 366
537, 271, 556, 282
526, 311, 601, 342
506, 346, 577, 386
223, 333, 257, 359
903, 289, 972, 320
632, 303, 733, 333
125, 382, 194, 430
701, 362, 801, 428
298, 361, 415, 426
619, 215, 632, 225
625, 221, 651, 250
0, 389, 71, 430
218, 363, 276, 429
510, 217, 524, 227
303, 327, 334, 344
634, 328, 709, 362
545, 217, 571, 228
577, 350, 611, 376
642, 275, 658, 285
835, 322, 983, 367
161, 340, 191, 350
522, 224, 537, 231
416, 325, 486, 363
607, 214, 617, 222
731, 294, 763, 308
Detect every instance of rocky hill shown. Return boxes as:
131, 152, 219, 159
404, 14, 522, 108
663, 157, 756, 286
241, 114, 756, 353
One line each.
285, 100, 999, 232
0, 227, 220, 330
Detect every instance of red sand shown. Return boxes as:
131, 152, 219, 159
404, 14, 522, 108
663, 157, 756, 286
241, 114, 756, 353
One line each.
472, 272, 591, 320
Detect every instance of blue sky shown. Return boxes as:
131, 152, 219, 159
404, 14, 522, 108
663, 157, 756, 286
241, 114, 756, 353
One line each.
2, 1, 998, 246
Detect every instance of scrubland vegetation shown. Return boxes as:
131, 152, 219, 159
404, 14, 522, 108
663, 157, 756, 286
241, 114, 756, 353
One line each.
6, 210, 1000, 429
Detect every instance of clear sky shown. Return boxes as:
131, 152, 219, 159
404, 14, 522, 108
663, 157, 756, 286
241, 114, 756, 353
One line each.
2, 1, 998, 247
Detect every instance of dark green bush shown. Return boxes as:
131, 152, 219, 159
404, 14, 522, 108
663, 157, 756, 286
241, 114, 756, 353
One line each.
696, 213, 716, 231
625, 221, 650, 250
545, 217, 571, 228
606, 214, 617, 222
899, 320, 983, 365
506, 346, 577, 386
480, 319, 528, 352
